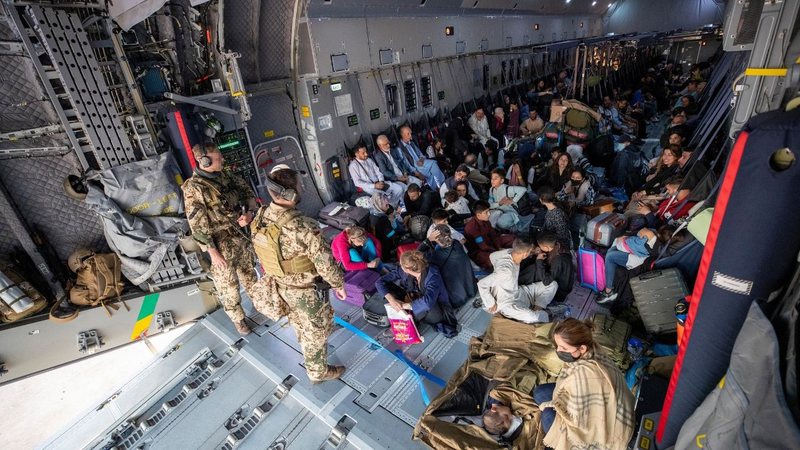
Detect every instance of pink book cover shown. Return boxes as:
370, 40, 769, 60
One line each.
385, 306, 424, 345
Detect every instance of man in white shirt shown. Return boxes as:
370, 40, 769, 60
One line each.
348, 145, 404, 206
478, 240, 556, 324
467, 108, 498, 145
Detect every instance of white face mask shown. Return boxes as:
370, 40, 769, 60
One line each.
614, 142, 627, 152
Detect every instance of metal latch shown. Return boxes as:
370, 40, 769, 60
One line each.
155, 311, 175, 332
77, 330, 104, 353
320, 415, 357, 450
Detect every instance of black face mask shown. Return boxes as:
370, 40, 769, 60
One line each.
570, 180, 582, 187
557, 351, 578, 363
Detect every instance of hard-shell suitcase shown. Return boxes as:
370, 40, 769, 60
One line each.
591, 313, 632, 370
396, 241, 420, 259
585, 211, 626, 247
630, 268, 689, 334
362, 292, 389, 328
343, 270, 381, 307
319, 202, 369, 230
577, 247, 606, 292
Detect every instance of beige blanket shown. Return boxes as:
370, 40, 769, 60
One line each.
540, 352, 636, 450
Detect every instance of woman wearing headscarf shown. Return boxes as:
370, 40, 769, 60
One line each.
358, 193, 405, 261
417, 224, 477, 308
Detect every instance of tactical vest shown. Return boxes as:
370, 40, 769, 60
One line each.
190, 175, 242, 226
252, 208, 315, 277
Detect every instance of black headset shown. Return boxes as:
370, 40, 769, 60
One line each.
196, 144, 213, 169
266, 168, 299, 203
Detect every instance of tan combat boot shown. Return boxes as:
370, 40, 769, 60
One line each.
310, 365, 346, 384
234, 320, 252, 335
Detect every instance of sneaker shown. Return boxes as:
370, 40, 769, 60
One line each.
310, 365, 346, 383
596, 291, 619, 306
234, 320, 252, 335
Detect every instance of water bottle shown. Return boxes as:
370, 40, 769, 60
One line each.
0, 270, 34, 313
564, 305, 572, 318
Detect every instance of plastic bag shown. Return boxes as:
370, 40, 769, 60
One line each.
385, 305, 424, 345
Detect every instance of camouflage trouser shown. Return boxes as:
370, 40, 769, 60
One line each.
208, 234, 258, 323
278, 284, 333, 380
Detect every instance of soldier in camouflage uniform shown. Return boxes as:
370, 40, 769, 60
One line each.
181, 143, 259, 335
251, 164, 348, 383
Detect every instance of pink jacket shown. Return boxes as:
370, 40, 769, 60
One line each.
330, 231, 383, 271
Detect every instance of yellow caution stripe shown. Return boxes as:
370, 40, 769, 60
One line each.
744, 67, 788, 77
130, 293, 161, 341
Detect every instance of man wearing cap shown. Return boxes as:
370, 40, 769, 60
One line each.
182, 143, 259, 335
252, 164, 348, 383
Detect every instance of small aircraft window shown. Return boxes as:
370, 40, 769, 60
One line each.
379, 49, 393, 65
385, 83, 400, 118
420, 77, 432, 108
403, 79, 417, 113
456, 41, 466, 54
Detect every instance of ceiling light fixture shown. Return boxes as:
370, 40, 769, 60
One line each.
592, 0, 597, 5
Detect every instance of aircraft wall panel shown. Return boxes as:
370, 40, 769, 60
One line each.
309, 15, 595, 78
605, 0, 725, 35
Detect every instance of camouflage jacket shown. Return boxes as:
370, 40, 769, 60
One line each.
181, 169, 255, 249
252, 203, 344, 289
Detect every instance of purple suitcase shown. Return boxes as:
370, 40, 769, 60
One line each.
342, 270, 380, 307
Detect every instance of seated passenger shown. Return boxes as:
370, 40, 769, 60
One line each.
478, 239, 556, 324
348, 144, 404, 206
534, 318, 635, 449
443, 191, 472, 227
564, 144, 597, 187
506, 100, 521, 138
505, 158, 533, 191
632, 145, 682, 200
536, 152, 572, 191
517, 232, 575, 304
520, 109, 545, 136
330, 226, 382, 272
596, 227, 659, 305
488, 168, 529, 232
418, 225, 477, 308
677, 147, 709, 191
491, 107, 507, 144
365, 192, 405, 260
557, 168, 596, 209
462, 153, 492, 186
428, 208, 466, 244
376, 250, 457, 335
598, 95, 632, 135
464, 200, 515, 270
402, 183, 440, 220
468, 107, 497, 145
477, 140, 504, 172
440, 164, 482, 202
374, 134, 424, 187
634, 177, 696, 228
538, 187, 572, 249
395, 125, 446, 189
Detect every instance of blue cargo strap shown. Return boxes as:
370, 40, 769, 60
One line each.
333, 315, 446, 405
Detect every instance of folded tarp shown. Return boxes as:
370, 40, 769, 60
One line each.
85, 153, 188, 286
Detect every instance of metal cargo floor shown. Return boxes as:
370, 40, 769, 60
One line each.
41, 278, 603, 449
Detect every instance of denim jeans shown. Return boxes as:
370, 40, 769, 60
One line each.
604, 248, 629, 289
533, 383, 557, 434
